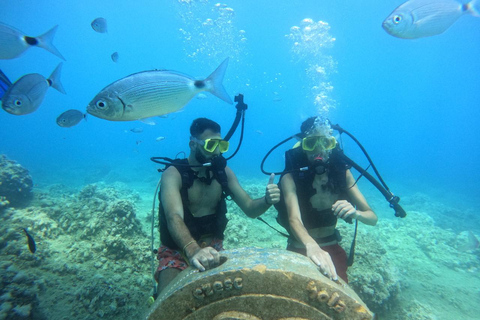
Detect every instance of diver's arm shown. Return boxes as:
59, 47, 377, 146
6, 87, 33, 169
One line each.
226, 167, 280, 218
334, 170, 377, 226
161, 167, 219, 271
282, 173, 338, 281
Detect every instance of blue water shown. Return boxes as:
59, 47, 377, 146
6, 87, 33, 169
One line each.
1, 0, 479, 210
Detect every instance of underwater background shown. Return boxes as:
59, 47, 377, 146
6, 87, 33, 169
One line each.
0, 0, 479, 319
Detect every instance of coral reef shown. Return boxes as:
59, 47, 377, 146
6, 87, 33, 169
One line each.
0, 155, 33, 207
0, 182, 151, 319
1, 174, 479, 320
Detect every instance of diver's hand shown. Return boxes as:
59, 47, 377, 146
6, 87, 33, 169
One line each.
189, 247, 221, 272
265, 173, 280, 205
332, 200, 358, 221
305, 242, 338, 281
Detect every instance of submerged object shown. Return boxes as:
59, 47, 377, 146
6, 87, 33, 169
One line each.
111, 51, 119, 62
87, 58, 232, 121
382, 0, 480, 39
1, 63, 66, 115
56, 109, 86, 127
0, 23, 65, 60
145, 247, 374, 320
91, 18, 108, 33
23, 228, 36, 253
0, 69, 12, 99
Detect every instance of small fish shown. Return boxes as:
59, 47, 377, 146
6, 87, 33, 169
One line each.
130, 127, 144, 133
0, 23, 65, 60
136, 140, 142, 145
23, 228, 36, 254
56, 109, 86, 127
91, 18, 108, 33
139, 117, 158, 125
255, 130, 264, 135
0, 69, 12, 99
2, 63, 66, 115
155, 136, 165, 141
111, 52, 119, 63
382, 0, 480, 39
87, 58, 233, 121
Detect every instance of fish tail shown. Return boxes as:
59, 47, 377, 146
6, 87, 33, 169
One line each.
48, 63, 66, 94
467, 0, 480, 17
35, 25, 66, 61
205, 58, 233, 104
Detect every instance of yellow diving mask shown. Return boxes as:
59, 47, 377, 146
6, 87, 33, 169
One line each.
192, 137, 229, 153
302, 135, 336, 151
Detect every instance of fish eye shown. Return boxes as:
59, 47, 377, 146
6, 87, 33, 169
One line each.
14, 100, 22, 106
393, 15, 402, 24
96, 100, 107, 109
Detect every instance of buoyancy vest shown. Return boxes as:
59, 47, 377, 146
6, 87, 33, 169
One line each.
274, 147, 350, 235
159, 159, 228, 250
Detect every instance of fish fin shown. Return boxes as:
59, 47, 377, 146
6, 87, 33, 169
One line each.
467, 0, 480, 17
35, 25, 66, 61
205, 57, 233, 105
0, 69, 11, 99
0, 69, 12, 87
48, 63, 66, 94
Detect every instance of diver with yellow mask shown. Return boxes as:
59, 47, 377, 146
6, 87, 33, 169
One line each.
261, 116, 405, 283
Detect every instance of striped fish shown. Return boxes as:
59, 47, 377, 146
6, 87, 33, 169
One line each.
86, 58, 232, 121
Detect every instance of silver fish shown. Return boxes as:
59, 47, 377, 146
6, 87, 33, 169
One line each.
383, 0, 479, 39
91, 18, 108, 33
87, 58, 232, 121
2, 63, 66, 115
56, 109, 86, 127
0, 23, 65, 60
111, 52, 119, 63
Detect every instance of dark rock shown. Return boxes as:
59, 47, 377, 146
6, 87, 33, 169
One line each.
0, 155, 33, 207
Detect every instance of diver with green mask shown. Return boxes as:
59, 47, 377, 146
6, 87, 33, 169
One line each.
153, 117, 280, 296
273, 117, 378, 283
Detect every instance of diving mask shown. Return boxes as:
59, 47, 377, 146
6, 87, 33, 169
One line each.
302, 135, 336, 152
191, 137, 229, 153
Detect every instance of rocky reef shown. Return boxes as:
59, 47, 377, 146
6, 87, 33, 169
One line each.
1, 173, 479, 320
0, 182, 151, 319
0, 155, 33, 207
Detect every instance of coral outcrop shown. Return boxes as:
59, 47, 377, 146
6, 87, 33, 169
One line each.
0, 155, 33, 207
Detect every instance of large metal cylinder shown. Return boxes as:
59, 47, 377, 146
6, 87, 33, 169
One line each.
145, 247, 374, 320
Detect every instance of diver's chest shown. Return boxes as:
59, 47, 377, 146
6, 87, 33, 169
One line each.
187, 180, 222, 205
309, 175, 338, 209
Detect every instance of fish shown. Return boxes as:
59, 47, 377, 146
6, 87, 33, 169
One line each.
382, 0, 480, 39
1, 63, 66, 115
111, 52, 119, 63
23, 228, 36, 254
130, 127, 144, 133
87, 57, 233, 121
0, 23, 65, 60
0, 69, 12, 99
91, 18, 108, 33
155, 136, 165, 141
56, 109, 86, 127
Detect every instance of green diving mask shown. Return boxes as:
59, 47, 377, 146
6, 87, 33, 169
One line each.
191, 137, 230, 153
302, 135, 336, 152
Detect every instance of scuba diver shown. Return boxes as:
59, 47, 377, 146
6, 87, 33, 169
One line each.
154, 117, 280, 294
273, 117, 378, 283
